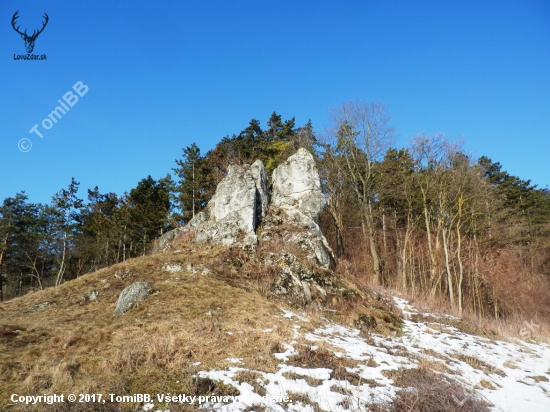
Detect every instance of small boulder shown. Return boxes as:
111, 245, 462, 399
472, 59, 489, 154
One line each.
114, 282, 152, 317
83, 290, 99, 301
29, 301, 51, 312
162, 263, 184, 273
115, 269, 132, 280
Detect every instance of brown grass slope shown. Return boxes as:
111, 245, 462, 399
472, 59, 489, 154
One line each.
0, 245, 402, 411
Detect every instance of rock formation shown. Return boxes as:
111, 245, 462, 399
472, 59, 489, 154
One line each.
259, 148, 334, 269
155, 148, 337, 306
155, 160, 269, 249
271, 148, 327, 221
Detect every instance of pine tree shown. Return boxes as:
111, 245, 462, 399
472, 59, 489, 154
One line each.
49, 178, 83, 286
173, 143, 207, 222
128, 175, 172, 255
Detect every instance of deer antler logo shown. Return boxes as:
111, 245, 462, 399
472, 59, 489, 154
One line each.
11, 11, 49, 54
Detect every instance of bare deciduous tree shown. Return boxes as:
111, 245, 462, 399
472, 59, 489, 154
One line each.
324, 101, 394, 284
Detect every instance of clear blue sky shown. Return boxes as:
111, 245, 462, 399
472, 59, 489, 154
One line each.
1, 0, 549, 204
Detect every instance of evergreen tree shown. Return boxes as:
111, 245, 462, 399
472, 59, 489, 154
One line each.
49, 178, 83, 286
0, 193, 50, 297
173, 143, 208, 222
79, 187, 120, 269
0, 193, 29, 300
128, 175, 172, 254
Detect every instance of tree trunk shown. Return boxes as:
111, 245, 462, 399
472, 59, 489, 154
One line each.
456, 221, 464, 315
0, 224, 12, 302
364, 203, 381, 285
442, 224, 454, 307
55, 237, 67, 286
0, 241, 6, 301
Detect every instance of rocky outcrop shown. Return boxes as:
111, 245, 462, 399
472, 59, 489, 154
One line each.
114, 281, 152, 317
203, 161, 266, 245
267, 253, 331, 306
250, 160, 269, 221
271, 148, 327, 221
156, 149, 333, 263
155, 160, 269, 249
154, 149, 336, 305
258, 149, 334, 269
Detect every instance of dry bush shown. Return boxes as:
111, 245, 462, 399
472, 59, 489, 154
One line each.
481, 246, 550, 319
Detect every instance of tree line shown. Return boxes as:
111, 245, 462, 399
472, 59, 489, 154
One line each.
1, 106, 549, 320
0, 112, 313, 300
319, 102, 550, 318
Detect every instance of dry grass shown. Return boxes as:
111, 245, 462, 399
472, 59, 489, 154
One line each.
0, 248, 298, 410
503, 360, 518, 369
281, 371, 324, 387
448, 353, 506, 377
379, 284, 550, 346
0, 242, 428, 412
233, 370, 268, 396
530, 375, 549, 383
374, 364, 492, 412
285, 391, 325, 412
1, 242, 399, 411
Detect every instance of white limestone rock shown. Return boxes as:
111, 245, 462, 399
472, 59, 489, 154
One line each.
271, 148, 327, 221
155, 160, 269, 249
260, 148, 334, 268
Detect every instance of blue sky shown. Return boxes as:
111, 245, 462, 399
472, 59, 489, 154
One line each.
1, 0, 549, 204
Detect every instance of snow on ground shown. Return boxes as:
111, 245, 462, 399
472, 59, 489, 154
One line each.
144, 297, 550, 412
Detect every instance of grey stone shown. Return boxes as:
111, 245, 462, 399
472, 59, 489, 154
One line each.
259, 206, 334, 268
156, 161, 269, 249
250, 159, 269, 220
271, 148, 327, 221
268, 253, 331, 306
83, 290, 99, 301
210, 165, 257, 233
114, 282, 152, 317
29, 301, 50, 312
154, 227, 184, 252
154, 149, 333, 269
162, 263, 184, 273
115, 269, 132, 280
354, 314, 377, 332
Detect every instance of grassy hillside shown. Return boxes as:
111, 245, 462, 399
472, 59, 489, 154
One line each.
0, 245, 401, 411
